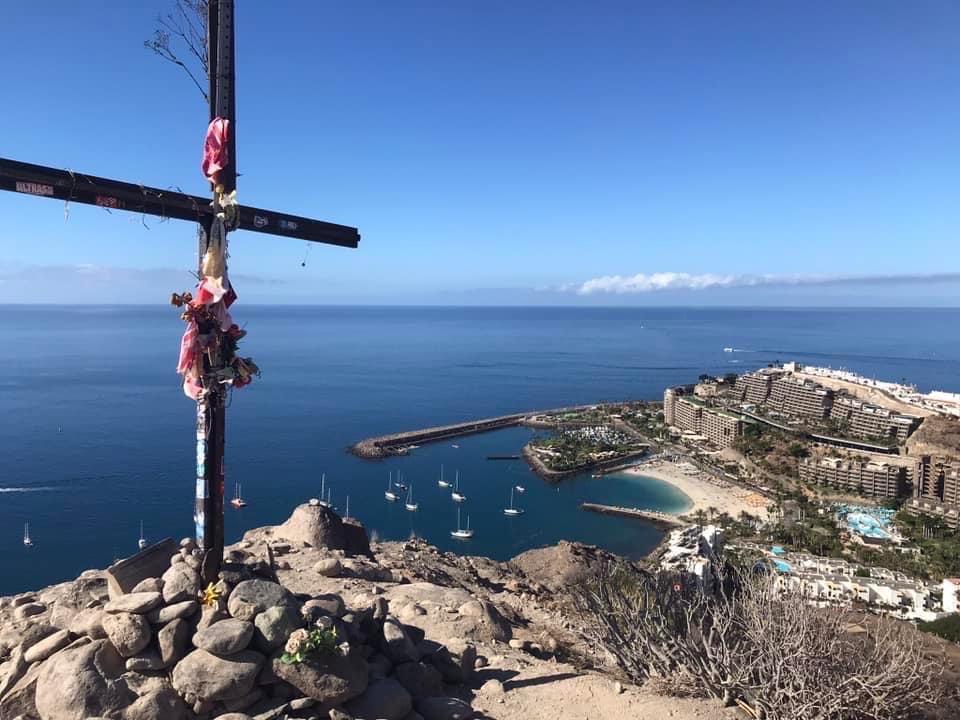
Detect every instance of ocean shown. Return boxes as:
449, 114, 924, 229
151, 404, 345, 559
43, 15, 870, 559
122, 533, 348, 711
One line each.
1, 306, 958, 595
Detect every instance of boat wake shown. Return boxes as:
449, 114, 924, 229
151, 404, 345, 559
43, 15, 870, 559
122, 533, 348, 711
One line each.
0, 486, 55, 493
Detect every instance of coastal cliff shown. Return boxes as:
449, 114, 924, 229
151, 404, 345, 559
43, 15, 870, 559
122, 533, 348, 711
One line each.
0, 503, 736, 720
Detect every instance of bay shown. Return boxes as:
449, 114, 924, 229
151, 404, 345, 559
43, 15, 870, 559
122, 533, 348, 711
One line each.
0, 305, 957, 595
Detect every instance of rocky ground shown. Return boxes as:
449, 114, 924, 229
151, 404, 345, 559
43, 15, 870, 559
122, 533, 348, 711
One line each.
0, 502, 736, 720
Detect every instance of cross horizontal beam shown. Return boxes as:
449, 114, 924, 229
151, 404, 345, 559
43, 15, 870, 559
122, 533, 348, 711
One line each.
0, 157, 359, 249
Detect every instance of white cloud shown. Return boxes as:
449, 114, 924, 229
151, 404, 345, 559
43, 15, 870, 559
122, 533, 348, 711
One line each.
573, 271, 960, 295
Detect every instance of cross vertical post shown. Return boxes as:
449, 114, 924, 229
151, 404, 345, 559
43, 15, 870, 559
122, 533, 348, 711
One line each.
196, 0, 236, 584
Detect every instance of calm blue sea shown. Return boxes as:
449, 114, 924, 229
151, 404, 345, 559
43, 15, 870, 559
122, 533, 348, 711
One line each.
1, 306, 958, 595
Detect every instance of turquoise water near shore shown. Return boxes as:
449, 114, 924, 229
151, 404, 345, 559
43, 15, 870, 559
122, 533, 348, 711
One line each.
1, 305, 958, 595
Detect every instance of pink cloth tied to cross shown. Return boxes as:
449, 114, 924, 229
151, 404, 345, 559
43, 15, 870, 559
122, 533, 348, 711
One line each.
177, 276, 237, 400
201, 117, 230, 185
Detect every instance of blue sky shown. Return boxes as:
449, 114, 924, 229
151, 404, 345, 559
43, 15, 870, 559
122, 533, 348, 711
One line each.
1, 1, 957, 305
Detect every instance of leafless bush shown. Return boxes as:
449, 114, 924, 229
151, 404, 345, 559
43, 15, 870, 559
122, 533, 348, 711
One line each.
574, 562, 943, 719
144, 0, 209, 101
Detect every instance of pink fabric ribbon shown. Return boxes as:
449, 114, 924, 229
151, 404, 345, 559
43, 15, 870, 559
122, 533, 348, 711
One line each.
201, 117, 230, 185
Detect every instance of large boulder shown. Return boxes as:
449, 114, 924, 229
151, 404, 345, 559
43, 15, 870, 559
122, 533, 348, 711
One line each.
380, 616, 420, 664
147, 599, 198, 625
104, 592, 162, 615
68, 608, 107, 639
253, 605, 303, 653
161, 564, 201, 604
34, 639, 135, 720
272, 651, 368, 705
393, 661, 444, 699
24, 629, 72, 663
273, 504, 370, 556
122, 687, 189, 720
158, 618, 191, 668
227, 579, 293, 621
193, 618, 254, 656
102, 612, 151, 657
171, 649, 264, 702
384, 584, 512, 644
344, 678, 412, 720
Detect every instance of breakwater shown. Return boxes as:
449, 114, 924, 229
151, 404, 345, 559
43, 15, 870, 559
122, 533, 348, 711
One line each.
350, 402, 634, 459
580, 502, 685, 528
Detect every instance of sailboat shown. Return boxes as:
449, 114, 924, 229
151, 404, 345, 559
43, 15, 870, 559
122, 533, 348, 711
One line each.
324, 487, 335, 511
231, 482, 247, 508
344, 496, 351, 520
450, 507, 473, 539
514, 484, 526, 494
451, 471, 466, 503
394, 472, 408, 492
437, 464, 451, 488
405, 484, 418, 512
23, 523, 33, 548
138, 521, 148, 550
385, 472, 398, 502
318, 474, 330, 508
503, 487, 524, 517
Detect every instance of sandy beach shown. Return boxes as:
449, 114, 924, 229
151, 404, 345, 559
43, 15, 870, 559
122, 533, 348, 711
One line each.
622, 459, 770, 521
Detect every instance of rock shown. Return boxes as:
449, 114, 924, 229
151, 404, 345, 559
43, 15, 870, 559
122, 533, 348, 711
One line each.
146, 599, 198, 625
344, 678, 412, 720
0, 661, 41, 720
35, 639, 134, 720
104, 591, 163, 614
102, 612, 152, 657
443, 639, 476, 679
180, 537, 197, 551
161, 564, 201, 604
131, 577, 163, 594
612, 680, 624, 694
125, 649, 165, 671
381, 616, 420, 664
158, 617, 191, 668
420, 644, 462, 684
0, 646, 28, 699
122, 687, 189, 720
480, 679, 505, 696
289, 697, 316, 710
274, 503, 350, 552
272, 651, 368, 705
368, 652, 393, 679
68, 608, 107, 639
372, 597, 389, 620
193, 618, 255, 656
171, 649, 264, 702
393, 661, 444, 699
23, 629, 72, 663
12, 594, 37, 607
416, 697, 474, 720
228, 579, 291, 621
14, 602, 46, 620
304, 593, 345, 619
342, 517, 373, 557
222, 687, 264, 712
215, 715, 253, 720
314, 558, 342, 577
196, 606, 226, 632
253, 605, 303, 653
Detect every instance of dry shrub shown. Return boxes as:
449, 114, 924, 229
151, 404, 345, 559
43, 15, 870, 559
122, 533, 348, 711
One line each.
574, 562, 944, 719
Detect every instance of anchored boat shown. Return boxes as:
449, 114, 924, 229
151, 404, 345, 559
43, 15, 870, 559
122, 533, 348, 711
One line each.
451, 471, 466, 503
450, 507, 473, 539
504, 487, 524, 517
385, 472, 398, 502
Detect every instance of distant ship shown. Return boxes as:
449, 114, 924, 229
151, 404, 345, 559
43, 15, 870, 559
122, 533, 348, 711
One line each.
451, 472, 466, 503
723, 347, 734, 353
23, 523, 33, 548
405, 485, 418, 512
384, 472, 398, 502
138, 520, 148, 550
438, 464, 451, 489
503, 487, 524, 517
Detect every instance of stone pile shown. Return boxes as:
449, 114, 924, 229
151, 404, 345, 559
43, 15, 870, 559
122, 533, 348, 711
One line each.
0, 509, 479, 720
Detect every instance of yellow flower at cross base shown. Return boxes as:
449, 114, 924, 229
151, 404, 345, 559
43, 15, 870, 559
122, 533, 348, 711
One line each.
201, 582, 222, 608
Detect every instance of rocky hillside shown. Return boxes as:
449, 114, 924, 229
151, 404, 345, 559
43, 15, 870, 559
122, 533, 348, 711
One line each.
0, 502, 734, 720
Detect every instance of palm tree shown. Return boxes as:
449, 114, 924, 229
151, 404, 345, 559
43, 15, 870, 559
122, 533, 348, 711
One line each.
706, 505, 718, 523
693, 509, 707, 531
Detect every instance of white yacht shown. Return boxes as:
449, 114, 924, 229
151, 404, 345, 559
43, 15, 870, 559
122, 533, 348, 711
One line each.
437, 464, 451, 488
318, 474, 330, 508
450, 508, 473, 539
451, 471, 466, 503
503, 487, 524, 517
405, 485, 418, 512
138, 520, 148, 550
384, 472, 398, 502
231, 482, 247, 508
23, 523, 33, 548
